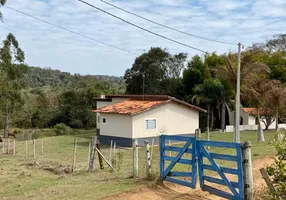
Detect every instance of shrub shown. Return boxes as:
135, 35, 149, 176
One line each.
54, 123, 72, 136
266, 130, 286, 199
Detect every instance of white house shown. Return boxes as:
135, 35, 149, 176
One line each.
227, 107, 277, 132
93, 95, 206, 147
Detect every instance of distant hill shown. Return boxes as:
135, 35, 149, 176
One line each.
24, 66, 125, 89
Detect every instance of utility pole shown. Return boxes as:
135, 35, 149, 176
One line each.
234, 43, 242, 143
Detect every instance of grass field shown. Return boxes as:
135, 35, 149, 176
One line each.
0, 129, 277, 200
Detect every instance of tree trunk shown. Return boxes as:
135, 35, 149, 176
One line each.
257, 108, 265, 142
275, 106, 279, 132
221, 102, 226, 132
207, 104, 210, 130
3, 103, 11, 138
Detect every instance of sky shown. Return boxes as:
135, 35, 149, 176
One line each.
0, 0, 286, 76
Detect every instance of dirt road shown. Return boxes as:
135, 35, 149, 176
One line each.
103, 157, 272, 200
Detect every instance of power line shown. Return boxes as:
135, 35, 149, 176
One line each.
78, 0, 208, 53
97, 0, 237, 46
5, 6, 139, 55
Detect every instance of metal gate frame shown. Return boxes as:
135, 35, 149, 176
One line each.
160, 135, 197, 188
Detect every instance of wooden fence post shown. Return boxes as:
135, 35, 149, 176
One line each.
195, 128, 201, 138
259, 168, 281, 200
242, 141, 253, 200
144, 140, 151, 177
25, 140, 28, 158
109, 140, 113, 163
94, 146, 115, 171
33, 139, 36, 162
87, 141, 91, 165
206, 127, 210, 150
2, 138, 5, 154
72, 138, 77, 172
150, 138, 155, 162
96, 140, 104, 169
13, 139, 16, 155
7, 138, 10, 154
133, 139, 138, 178
88, 136, 96, 172
41, 139, 44, 156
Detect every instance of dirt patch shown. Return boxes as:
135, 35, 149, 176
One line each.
102, 156, 273, 200
25, 161, 72, 175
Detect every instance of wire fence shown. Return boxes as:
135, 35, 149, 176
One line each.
0, 136, 162, 180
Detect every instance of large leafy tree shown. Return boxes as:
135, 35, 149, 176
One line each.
183, 55, 205, 95
124, 47, 187, 95
0, 33, 26, 138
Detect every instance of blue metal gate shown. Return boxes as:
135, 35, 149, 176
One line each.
160, 135, 244, 200
197, 140, 244, 200
160, 135, 197, 188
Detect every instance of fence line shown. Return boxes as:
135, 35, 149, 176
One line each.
1, 135, 161, 180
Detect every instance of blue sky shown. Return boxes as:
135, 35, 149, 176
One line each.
0, 0, 286, 76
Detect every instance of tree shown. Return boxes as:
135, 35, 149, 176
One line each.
260, 106, 275, 130
215, 79, 234, 132
182, 55, 205, 95
266, 34, 286, 52
243, 80, 269, 141
193, 79, 223, 130
124, 47, 187, 95
0, 0, 6, 20
0, 33, 26, 138
264, 80, 286, 131
217, 50, 270, 140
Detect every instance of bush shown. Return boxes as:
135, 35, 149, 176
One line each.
266, 130, 286, 199
54, 123, 72, 136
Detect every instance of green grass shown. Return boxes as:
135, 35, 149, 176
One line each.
0, 129, 277, 200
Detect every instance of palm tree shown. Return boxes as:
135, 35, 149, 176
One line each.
243, 80, 268, 142
217, 50, 270, 141
193, 79, 223, 130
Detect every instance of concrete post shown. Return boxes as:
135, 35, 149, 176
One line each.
242, 141, 253, 200
144, 140, 151, 177
133, 139, 138, 178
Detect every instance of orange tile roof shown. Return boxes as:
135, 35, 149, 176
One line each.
243, 107, 271, 116
243, 108, 257, 115
94, 95, 207, 113
93, 100, 170, 115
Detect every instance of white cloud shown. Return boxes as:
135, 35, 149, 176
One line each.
0, 0, 285, 76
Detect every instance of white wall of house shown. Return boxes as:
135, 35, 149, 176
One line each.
99, 113, 132, 138
229, 108, 250, 125
96, 98, 127, 129
132, 102, 199, 139
249, 116, 256, 125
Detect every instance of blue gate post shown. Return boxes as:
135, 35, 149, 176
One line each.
159, 135, 165, 180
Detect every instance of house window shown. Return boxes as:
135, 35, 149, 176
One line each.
146, 119, 156, 130
102, 117, 107, 124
